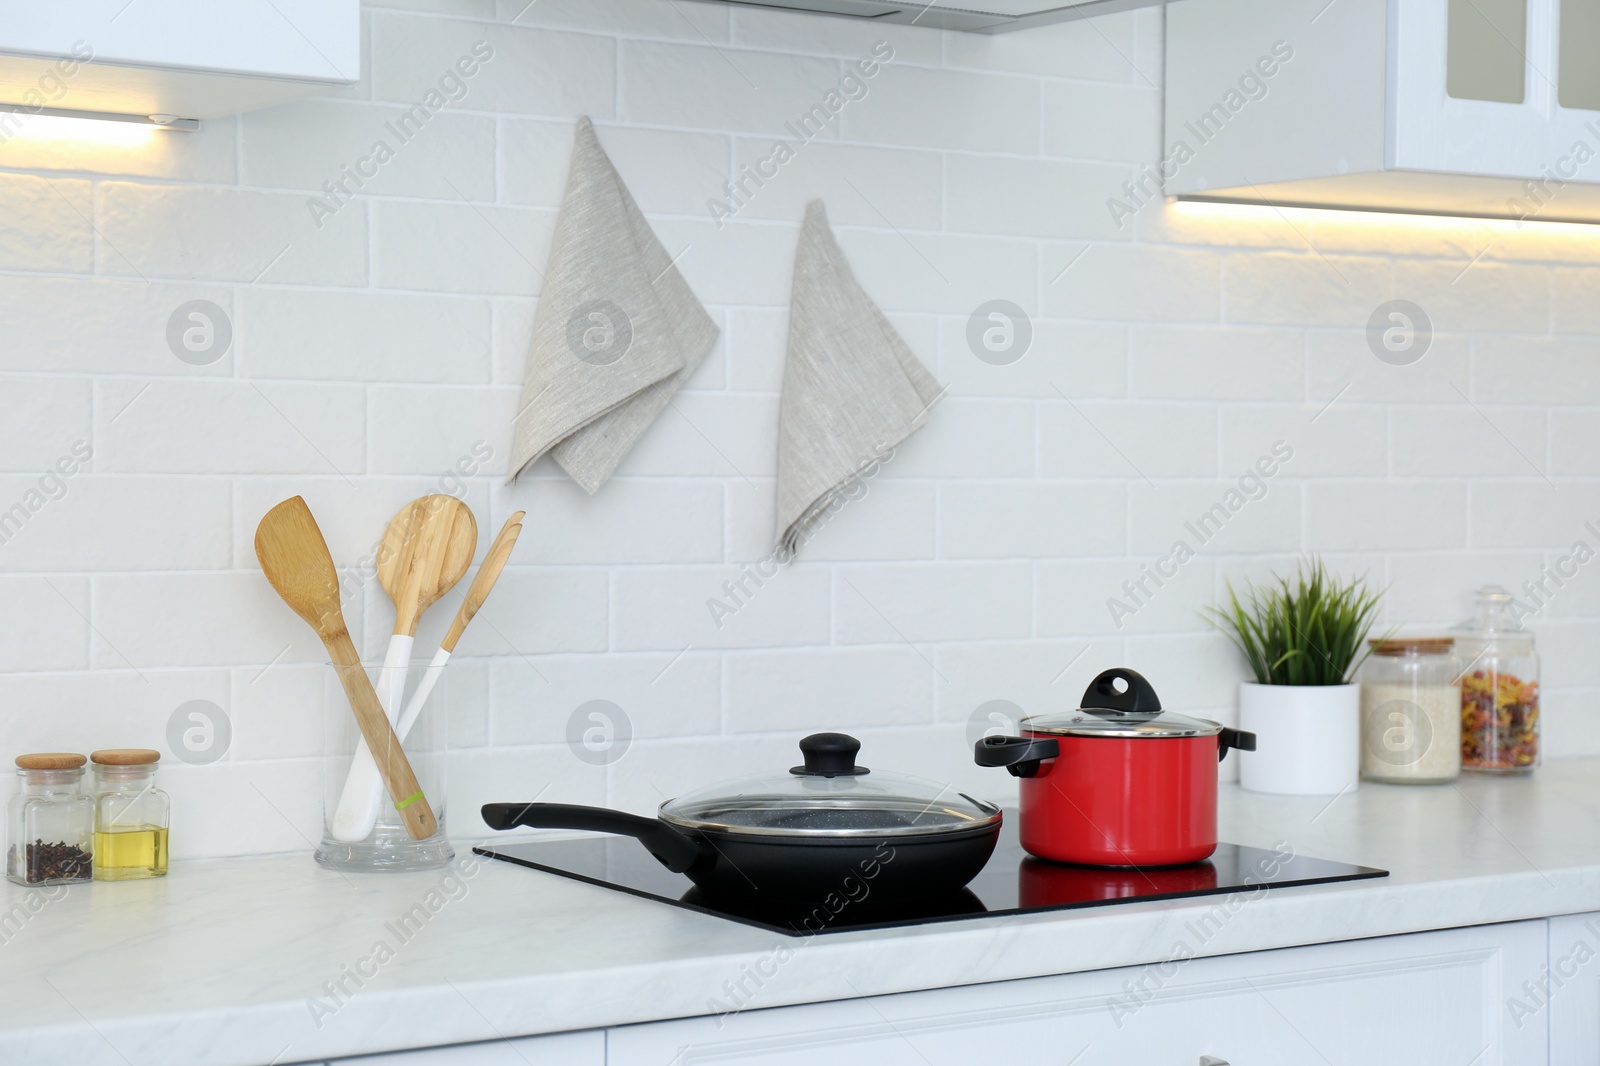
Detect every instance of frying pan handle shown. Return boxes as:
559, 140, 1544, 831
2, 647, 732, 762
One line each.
1081, 668, 1162, 715
480, 803, 707, 874
1218, 727, 1257, 762
974, 735, 1060, 778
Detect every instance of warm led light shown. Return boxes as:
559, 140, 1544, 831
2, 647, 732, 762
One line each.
1168, 197, 1600, 238
2, 114, 158, 147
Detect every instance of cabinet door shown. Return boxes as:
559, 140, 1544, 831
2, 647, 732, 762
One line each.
608, 922, 1548, 1065
327, 1030, 604, 1065
1549, 912, 1600, 1065
1392, 0, 1600, 184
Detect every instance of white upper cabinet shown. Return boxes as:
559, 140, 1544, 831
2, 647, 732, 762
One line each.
0, 0, 360, 121
1165, 0, 1600, 222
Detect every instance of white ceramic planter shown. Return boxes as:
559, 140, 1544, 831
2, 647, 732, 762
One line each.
1237, 682, 1360, 796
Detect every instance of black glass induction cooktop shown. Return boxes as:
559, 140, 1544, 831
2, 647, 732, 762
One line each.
475, 816, 1387, 937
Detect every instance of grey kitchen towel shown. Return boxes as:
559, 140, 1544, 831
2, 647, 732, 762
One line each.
775, 200, 944, 557
508, 116, 719, 493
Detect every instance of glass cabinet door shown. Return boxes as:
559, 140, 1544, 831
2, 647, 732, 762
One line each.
1559, 0, 1600, 109
1447, 0, 1528, 103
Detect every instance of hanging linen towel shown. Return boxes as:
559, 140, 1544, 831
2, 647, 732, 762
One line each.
508, 116, 719, 492
774, 199, 943, 557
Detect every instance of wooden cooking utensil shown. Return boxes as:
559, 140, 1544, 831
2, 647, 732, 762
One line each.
370, 496, 478, 724
254, 497, 438, 842
334, 512, 525, 841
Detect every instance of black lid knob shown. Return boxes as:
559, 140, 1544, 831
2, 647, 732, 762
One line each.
791, 733, 869, 777
1080, 668, 1163, 715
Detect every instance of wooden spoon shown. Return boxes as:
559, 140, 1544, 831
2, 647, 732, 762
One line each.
254, 497, 438, 842
370, 495, 478, 722
334, 512, 525, 842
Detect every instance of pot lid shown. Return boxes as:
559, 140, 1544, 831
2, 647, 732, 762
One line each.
658, 733, 1001, 838
1020, 668, 1222, 739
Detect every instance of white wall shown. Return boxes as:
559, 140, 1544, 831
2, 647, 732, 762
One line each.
1, 0, 1596, 860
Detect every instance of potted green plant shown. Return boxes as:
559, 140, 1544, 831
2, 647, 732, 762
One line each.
1204, 559, 1384, 795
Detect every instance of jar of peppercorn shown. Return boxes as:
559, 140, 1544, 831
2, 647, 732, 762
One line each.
6, 753, 95, 886
1454, 585, 1540, 774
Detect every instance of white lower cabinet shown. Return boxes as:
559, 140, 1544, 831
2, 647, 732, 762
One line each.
1548, 913, 1600, 1065
607, 922, 1550, 1065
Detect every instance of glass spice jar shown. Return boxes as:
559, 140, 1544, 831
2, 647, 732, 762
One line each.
1359, 637, 1462, 784
1454, 585, 1540, 774
7, 753, 95, 886
90, 749, 169, 880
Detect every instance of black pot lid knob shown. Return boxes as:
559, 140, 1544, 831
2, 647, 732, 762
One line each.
791, 732, 870, 777
1081, 668, 1162, 715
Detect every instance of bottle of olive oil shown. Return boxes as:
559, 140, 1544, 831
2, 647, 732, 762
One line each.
90, 749, 169, 880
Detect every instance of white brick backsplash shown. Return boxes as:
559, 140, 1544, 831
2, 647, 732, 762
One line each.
1037, 558, 1216, 637
1305, 481, 1469, 551
0, 577, 89, 672
941, 482, 1125, 558
939, 318, 1129, 400
1043, 244, 1222, 322
885, 399, 1035, 478
612, 564, 831, 650
94, 572, 358, 670
372, 14, 616, 116
97, 380, 365, 476
0, 174, 93, 273
1219, 405, 1386, 478
1042, 81, 1162, 163
97, 183, 368, 286
839, 229, 1036, 316
833, 562, 1032, 644
1392, 259, 1550, 334
724, 646, 934, 732
947, 155, 1133, 242
1224, 253, 1391, 328
490, 650, 720, 745
933, 638, 1124, 723
0, 276, 236, 375
1390, 406, 1548, 478
0, 0, 1599, 861
1039, 400, 1218, 478
1131, 326, 1304, 401
241, 99, 497, 200
1129, 481, 1301, 556
842, 64, 1041, 154
621, 40, 844, 136
374, 200, 556, 295
368, 385, 515, 475
1474, 336, 1600, 405
239, 288, 492, 383
503, 478, 723, 564
1306, 329, 1471, 405
0, 477, 230, 572
0, 379, 91, 472
730, 139, 941, 231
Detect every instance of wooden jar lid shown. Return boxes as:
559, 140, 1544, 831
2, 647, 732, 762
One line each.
90, 748, 161, 766
15, 753, 87, 770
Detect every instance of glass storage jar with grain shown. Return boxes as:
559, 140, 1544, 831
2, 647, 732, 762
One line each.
1359, 638, 1462, 784
1454, 586, 1540, 774
90, 749, 169, 880
7, 753, 95, 886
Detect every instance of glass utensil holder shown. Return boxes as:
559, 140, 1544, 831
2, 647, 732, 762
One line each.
315, 661, 452, 872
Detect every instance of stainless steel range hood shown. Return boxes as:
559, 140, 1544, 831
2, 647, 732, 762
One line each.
701, 0, 1172, 33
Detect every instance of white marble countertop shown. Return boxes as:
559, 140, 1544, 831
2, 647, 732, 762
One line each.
7, 760, 1600, 1066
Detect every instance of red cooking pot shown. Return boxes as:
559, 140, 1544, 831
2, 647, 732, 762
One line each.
975, 668, 1255, 867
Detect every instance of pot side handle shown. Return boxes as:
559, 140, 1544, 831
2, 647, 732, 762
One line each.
481, 802, 707, 873
974, 735, 1060, 778
1218, 727, 1257, 762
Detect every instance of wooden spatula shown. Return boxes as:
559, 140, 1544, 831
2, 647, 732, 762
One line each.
370, 496, 478, 725
334, 512, 525, 842
254, 497, 438, 841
